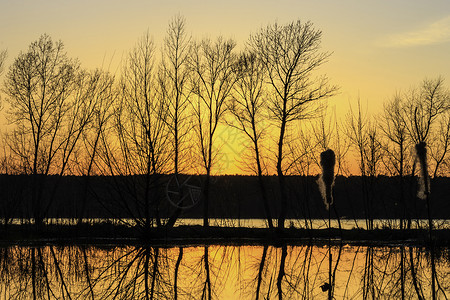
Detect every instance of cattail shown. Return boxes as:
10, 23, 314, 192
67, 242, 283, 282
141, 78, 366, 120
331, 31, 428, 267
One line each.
318, 149, 336, 210
415, 142, 430, 200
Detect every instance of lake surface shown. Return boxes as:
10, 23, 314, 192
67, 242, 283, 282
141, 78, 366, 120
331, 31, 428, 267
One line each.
1, 243, 448, 299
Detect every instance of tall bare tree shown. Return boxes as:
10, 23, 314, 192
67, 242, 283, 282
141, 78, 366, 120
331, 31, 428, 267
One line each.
103, 32, 169, 230
306, 107, 349, 229
381, 95, 410, 176
159, 15, 194, 227
160, 15, 192, 175
189, 37, 236, 227
345, 99, 373, 229
381, 95, 411, 228
3, 35, 80, 227
403, 77, 449, 234
250, 20, 337, 229
72, 70, 116, 224
228, 51, 273, 228
403, 77, 450, 180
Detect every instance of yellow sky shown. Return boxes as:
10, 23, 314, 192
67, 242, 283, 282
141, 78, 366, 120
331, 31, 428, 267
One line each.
1, 1, 450, 174
2, 1, 450, 111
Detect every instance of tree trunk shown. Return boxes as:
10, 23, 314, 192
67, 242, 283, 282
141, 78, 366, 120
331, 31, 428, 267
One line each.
277, 119, 287, 230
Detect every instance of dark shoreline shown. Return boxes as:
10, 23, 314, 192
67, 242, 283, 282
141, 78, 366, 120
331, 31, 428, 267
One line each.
2, 175, 450, 220
1, 224, 450, 248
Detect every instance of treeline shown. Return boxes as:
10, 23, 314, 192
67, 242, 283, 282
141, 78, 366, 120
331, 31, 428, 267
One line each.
0, 16, 449, 231
0, 175, 449, 221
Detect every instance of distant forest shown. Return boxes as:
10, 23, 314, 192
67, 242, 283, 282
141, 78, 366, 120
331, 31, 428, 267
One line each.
0, 175, 449, 222
0, 16, 449, 230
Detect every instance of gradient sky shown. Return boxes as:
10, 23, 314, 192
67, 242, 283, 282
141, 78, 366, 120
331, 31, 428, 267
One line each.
2, 1, 450, 112
1, 1, 450, 173
0, 0, 450, 110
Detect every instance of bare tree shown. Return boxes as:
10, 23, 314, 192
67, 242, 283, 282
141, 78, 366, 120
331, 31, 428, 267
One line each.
71, 70, 116, 224
345, 99, 373, 229
189, 37, 237, 227
74, 70, 116, 177
381, 95, 410, 177
404, 77, 449, 146
250, 20, 337, 229
160, 15, 192, 175
3, 34, 80, 227
159, 15, 194, 227
228, 51, 273, 228
308, 108, 349, 230
379, 79, 450, 230
381, 95, 411, 228
38, 69, 116, 222
403, 77, 449, 235
363, 122, 383, 178
104, 32, 169, 230
310, 107, 350, 176
429, 111, 450, 177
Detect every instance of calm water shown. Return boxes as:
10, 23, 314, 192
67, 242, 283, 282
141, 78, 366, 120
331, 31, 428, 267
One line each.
0, 244, 448, 299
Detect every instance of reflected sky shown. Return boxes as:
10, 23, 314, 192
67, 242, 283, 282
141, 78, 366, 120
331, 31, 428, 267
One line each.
0, 243, 448, 299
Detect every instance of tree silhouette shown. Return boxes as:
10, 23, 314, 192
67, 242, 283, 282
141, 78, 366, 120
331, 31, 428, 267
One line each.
228, 51, 273, 228
107, 31, 169, 229
250, 20, 337, 229
381, 95, 411, 229
189, 37, 237, 227
159, 15, 195, 227
3, 35, 81, 227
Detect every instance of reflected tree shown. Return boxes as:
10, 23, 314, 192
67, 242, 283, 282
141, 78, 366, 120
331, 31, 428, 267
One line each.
93, 246, 173, 299
173, 247, 184, 300
276, 245, 287, 300
255, 245, 268, 300
0, 245, 448, 299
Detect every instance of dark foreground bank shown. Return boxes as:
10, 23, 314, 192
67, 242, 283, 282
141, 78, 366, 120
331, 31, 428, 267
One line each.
1, 223, 450, 247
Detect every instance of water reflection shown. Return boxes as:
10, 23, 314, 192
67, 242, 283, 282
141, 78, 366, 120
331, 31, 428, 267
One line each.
0, 244, 448, 299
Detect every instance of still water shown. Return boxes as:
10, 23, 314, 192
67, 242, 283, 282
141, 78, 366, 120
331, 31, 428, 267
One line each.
1, 243, 448, 299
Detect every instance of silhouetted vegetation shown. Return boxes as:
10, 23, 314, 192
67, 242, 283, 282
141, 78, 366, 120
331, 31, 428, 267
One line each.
0, 17, 449, 235
0, 175, 449, 222
2, 15, 450, 300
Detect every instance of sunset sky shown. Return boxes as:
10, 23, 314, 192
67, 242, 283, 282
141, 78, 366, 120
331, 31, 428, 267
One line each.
1, 1, 450, 174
